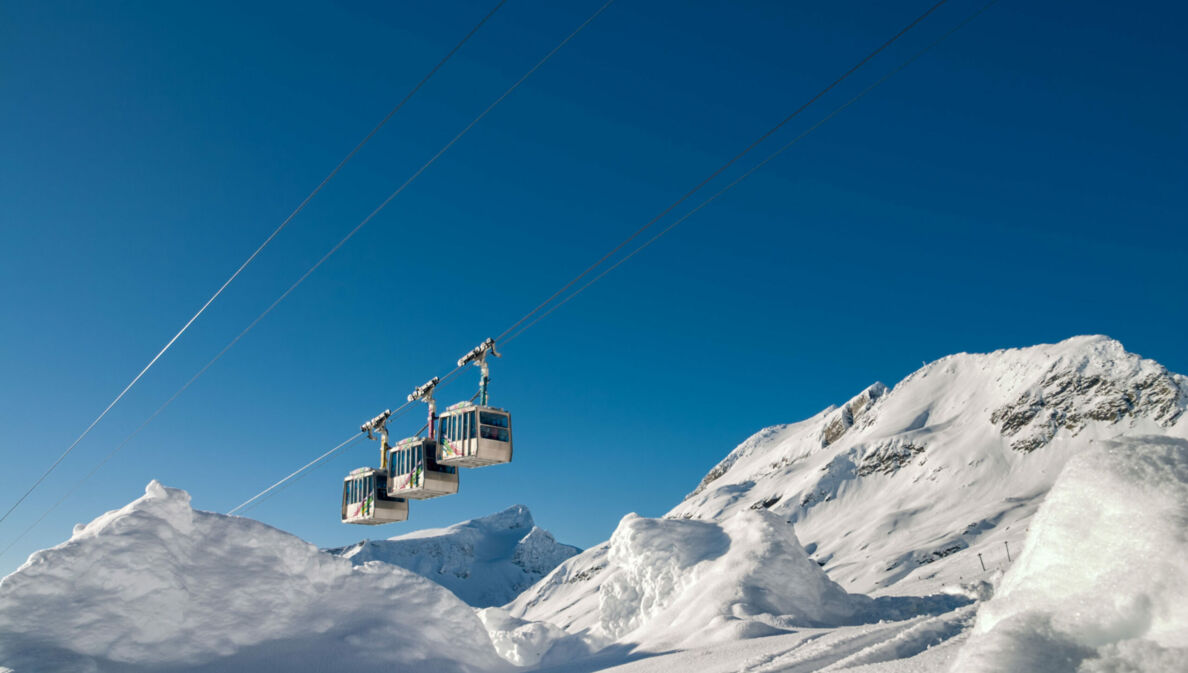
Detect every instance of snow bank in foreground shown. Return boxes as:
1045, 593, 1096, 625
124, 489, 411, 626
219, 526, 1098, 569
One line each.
0, 482, 508, 673
598, 510, 865, 648
954, 436, 1188, 672
328, 504, 579, 607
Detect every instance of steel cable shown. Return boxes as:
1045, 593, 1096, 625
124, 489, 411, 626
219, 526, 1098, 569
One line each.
503, 0, 1001, 346
494, 0, 951, 345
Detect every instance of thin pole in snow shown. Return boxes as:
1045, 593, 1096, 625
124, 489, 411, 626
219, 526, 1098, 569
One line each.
1004, 541, 1012, 563
978, 553, 986, 572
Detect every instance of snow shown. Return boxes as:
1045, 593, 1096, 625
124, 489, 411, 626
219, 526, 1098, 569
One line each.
0, 481, 509, 672
478, 607, 600, 667
524, 612, 976, 673
327, 504, 579, 607
953, 435, 1188, 672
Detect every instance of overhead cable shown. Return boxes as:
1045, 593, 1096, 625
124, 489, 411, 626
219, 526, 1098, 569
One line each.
503, 0, 1002, 346
494, 0, 951, 344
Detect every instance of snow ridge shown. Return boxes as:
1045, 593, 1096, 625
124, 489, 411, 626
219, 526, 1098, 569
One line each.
0, 482, 507, 672
670, 336, 1188, 592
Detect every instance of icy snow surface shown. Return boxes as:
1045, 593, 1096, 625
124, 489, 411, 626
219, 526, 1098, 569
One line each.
953, 435, 1188, 672
327, 504, 579, 607
0, 482, 509, 673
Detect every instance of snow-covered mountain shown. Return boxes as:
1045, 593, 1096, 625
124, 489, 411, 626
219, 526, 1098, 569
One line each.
509, 336, 1188, 650
0, 482, 509, 673
326, 504, 579, 607
4, 336, 1185, 673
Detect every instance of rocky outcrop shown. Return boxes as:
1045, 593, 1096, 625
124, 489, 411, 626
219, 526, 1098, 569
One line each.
857, 439, 927, 476
991, 367, 1184, 452
821, 383, 887, 447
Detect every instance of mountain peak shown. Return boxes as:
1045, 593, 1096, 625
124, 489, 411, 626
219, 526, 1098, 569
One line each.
330, 505, 578, 607
665, 336, 1186, 592
471, 504, 534, 531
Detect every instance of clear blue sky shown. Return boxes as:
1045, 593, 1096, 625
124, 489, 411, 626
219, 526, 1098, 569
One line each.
1, 0, 1185, 576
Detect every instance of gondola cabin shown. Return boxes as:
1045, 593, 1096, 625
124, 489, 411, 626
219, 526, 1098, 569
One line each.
436, 401, 513, 468
341, 467, 408, 524
387, 437, 459, 499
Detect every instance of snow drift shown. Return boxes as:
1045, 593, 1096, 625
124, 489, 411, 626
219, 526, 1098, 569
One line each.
327, 504, 578, 607
0, 482, 508, 673
954, 436, 1188, 672
598, 510, 862, 647
512, 509, 966, 652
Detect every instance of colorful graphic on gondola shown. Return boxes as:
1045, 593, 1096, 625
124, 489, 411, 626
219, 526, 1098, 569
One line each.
349, 494, 374, 519
393, 465, 423, 491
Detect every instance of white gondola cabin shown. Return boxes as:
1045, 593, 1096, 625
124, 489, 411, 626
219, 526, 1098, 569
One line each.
436, 401, 513, 468
341, 467, 408, 524
387, 437, 459, 499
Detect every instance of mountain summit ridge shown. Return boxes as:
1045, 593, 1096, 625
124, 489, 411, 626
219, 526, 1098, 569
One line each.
328, 504, 580, 607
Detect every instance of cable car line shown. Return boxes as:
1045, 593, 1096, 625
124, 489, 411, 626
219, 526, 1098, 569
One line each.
493, 0, 951, 346
227, 362, 475, 516
145, 0, 615, 484
226, 0, 997, 525
227, 433, 366, 516
229, 0, 622, 516
226, 0, 622, 511
502, 0, 1001, 347
236, 344, 493, 518
0, 0, 509, 532
0, 0, 617, 559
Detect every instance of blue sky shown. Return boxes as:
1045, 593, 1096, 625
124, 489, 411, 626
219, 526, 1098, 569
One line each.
1, 0, 1185, 576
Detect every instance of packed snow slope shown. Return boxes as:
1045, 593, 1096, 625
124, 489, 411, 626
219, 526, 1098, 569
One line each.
0, 482, 509, 673
510, 336, 1188, 645
326, 504, 579, 607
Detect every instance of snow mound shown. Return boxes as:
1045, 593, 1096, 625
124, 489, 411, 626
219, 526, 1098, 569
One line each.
477, 606, 601, 667
954, 436, 1188, 672
590, 511, 864, 648
0, 481, 508, 673
512, 511, 965, 651
328, 504, 579, 607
